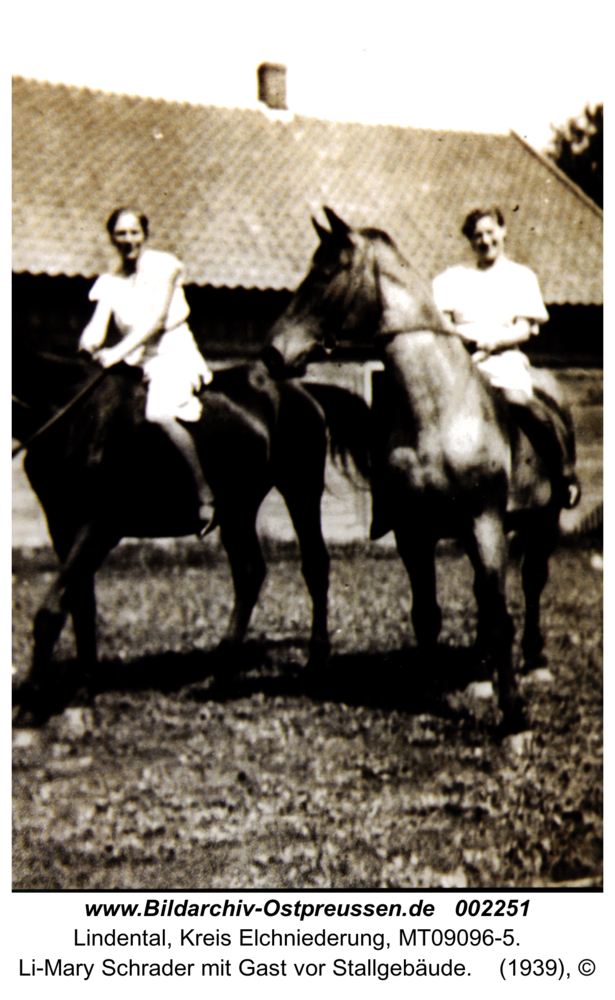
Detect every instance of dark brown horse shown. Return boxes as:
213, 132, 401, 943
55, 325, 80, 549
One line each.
265, 208, 576, 730
13, 346, 371, 715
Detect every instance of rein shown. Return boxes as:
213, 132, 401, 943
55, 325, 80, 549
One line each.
12, 368, 108, 458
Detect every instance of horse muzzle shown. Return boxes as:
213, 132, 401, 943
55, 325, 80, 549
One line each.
262, 343, 308, 380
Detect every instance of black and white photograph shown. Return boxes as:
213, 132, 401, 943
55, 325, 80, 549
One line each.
12, 1, 603, 893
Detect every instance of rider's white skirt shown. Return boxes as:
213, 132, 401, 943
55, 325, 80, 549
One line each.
473, 348, 534, 403
141, 323, 213, 422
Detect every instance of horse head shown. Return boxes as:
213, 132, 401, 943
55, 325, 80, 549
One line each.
264, 208, 381, 376
13, 346, 101, 415
264, 208, 447, 377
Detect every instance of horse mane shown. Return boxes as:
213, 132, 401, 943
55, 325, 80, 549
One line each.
357, 227, 446, 336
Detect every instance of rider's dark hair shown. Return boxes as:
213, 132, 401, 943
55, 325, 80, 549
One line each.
106, 207, 149, 239
461, 207, 505, 241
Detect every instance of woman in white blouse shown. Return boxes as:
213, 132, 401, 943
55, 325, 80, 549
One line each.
433, 208, 580, 508
79, 207, 216, 533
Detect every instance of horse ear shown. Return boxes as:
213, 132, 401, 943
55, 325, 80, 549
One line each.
323, 207, 352, 240
312, 217, 330, 243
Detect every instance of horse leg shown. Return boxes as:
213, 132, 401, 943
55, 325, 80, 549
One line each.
520, 515, 560, 671
473, 572, 494, 666
29, 524, 113, 688
465, 509, 524, 728
67, 574, 98, 676
280, 481, 331, 670
273, 384, 330, 668
27, 524, 88, 686
394, 525, 441, 650
217, 513, 267, 657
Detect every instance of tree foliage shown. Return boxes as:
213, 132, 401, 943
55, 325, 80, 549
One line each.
548, 104, 603, 209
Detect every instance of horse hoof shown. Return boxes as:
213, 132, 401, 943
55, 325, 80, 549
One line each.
464, 680, 495, 702
12, 684, 54, 727
501, 729, 536, 756
521, 666, 554, 687
498, 698, 529, 737
521, 654, 548, 675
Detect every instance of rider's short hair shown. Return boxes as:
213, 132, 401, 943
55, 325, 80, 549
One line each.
106, 207, 149, 239
461, 207, 505, 241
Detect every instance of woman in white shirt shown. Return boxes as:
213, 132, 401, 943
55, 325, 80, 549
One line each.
433, 208, 580, 508
79, 208, 216, 533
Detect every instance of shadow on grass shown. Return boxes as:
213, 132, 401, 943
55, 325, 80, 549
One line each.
14, 639, 487, 725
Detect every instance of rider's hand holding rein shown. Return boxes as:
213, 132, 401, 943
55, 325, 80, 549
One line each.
92, 346, 121, 368
454, 318, 535, 357
87, 264, 180, 369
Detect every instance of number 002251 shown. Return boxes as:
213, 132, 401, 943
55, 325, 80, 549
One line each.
455, 899, 530, 917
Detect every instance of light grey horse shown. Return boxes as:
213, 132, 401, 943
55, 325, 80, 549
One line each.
265, 208, 577, 731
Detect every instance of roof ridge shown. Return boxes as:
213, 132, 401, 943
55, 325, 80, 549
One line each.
510, 130, 603, 219
13, 75, 515, 139
11, 74, 260, 118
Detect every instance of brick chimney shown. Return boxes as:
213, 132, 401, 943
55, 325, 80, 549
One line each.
257, 62, 287, 111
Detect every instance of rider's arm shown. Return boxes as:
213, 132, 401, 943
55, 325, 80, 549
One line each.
78, 300, 112, 354
95, 255, 183, 368
455, 317, 538, 353
475, 317, 533, 351
439, 313, 509, 349
477, 264, 547, 351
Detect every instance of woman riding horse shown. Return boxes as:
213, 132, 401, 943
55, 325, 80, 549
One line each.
265, 206, 583, 729
79, 207, 216, 534
432, 207, 580, 510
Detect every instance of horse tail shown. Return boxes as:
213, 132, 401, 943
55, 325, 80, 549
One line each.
303, 383, 372, 485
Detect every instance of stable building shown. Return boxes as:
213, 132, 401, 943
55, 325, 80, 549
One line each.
12, 71, 603, 543
13, 72, 602, 365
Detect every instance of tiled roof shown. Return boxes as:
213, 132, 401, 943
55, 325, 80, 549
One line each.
13, 76, 602, 304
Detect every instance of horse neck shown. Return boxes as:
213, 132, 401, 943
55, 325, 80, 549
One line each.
13, 350, 98, 415
368, 243, 480, 427
381, 331, 478, 429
